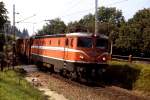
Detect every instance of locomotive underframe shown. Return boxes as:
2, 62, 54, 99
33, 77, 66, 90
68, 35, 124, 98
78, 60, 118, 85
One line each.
31, 53, 108, 80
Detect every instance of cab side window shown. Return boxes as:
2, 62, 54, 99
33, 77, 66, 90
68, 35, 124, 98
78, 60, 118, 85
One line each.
49, 40, 51, 45
58, 39, 60, 46
70, 38, 73, 47
65, 38, 68, 46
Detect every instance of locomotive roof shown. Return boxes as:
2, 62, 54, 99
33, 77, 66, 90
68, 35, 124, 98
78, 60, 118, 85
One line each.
66, 33, 108, 39
31, 32, 108, 39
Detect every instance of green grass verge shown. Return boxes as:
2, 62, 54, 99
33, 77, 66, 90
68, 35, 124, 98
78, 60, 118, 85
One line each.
0, 69, 47, 100
107, 61, 150, 94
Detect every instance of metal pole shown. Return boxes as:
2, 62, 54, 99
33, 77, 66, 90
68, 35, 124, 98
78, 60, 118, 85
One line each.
110, 40, 113, 55
13, 4, 16, 69
95, 0, 98, 36
13, 4, 15, 40
33, 23, 34, 34
33, 23, 36, 35
4, 23, 8, 43
4, 23, 7, 43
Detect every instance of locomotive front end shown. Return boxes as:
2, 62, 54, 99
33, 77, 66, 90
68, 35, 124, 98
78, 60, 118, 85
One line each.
73, 34, 109, 80
76, 36, 109, 64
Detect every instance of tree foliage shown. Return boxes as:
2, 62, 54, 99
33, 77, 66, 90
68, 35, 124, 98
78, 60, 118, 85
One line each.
67, 21, 87, 33
78, 14, 95, 33
0, 2, 8, 31
21, 29, 29, 38
98, 7, 124, 24
115, 8, 150, 56
38, 7, 124, 37
38, 18, 66, 35
66, 7, 124, 42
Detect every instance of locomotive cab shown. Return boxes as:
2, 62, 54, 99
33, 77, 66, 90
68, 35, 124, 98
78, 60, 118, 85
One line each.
67, 34, 109, 64
65, 33, 109, 80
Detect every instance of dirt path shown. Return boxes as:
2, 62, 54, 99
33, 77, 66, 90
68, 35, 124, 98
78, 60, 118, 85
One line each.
25, 76, 68, 100
23, 65, 68, 100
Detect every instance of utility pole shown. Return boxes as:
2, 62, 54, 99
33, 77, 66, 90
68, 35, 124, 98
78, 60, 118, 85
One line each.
95, 0, 98, 36
33, 22, 36, 35
4, 21, 10, 43
12, 4, 16, 69
13, 4, 15, 40
13, 4, 20, 38
4, 23, 7, 43
110, 40, 113, 54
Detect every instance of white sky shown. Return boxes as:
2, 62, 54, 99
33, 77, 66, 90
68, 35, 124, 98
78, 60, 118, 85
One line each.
2, 0, 150, 36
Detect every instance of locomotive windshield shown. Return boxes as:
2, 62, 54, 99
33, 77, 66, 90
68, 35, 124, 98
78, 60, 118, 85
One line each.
77, 37, 92, 48
77, 37, 108, 49
96, 38, 108, 49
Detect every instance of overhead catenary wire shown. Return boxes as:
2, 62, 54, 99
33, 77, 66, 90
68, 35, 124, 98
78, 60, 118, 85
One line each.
16, 14, 36, 23
106, 0, 128, 6
60, 0, 129, 18
31, 0, 131, 33
136, 0, 149, 9
30, 0, 129, 24
65, 0, 85, 12
60, 8, 94, 18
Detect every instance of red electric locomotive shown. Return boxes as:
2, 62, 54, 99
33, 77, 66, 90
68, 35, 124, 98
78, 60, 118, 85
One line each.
17, 32, 109, 80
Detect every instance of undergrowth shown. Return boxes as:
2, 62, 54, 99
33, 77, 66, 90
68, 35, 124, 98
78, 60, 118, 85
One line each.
0, 69, 48, 100
107, 61, 150, 95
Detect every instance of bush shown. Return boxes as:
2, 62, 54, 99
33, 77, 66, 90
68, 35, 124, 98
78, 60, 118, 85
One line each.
106, 61, 150, 94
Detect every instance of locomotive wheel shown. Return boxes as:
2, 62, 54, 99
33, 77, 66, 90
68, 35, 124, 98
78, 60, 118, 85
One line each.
76, 71, 86, 82
37, 62, 44, 71
61, 69, 69, 78
48, 64, 54, 74
69, 71, 78, 81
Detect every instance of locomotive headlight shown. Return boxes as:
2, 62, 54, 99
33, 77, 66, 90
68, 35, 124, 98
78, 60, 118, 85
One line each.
79, 55, 84, 59
102, 56, 106, 61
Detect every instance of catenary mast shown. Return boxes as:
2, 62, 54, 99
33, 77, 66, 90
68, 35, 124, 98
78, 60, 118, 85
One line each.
95, 0, 98, 36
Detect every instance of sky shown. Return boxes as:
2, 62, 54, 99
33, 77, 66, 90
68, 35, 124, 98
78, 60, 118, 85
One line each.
2, 0, 150, 36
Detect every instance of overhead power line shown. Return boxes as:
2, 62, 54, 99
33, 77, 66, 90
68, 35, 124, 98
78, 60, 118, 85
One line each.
16, 14, 36, 23
60, 8, 94, 18
34, 0, 129, 27
65, 0, 84, 12
60, 0, 129, 18
106, 0, 128, 6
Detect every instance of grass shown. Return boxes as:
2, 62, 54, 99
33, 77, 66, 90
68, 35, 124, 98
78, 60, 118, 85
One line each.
133, 63, 150, 93
0, 69, 47, 100
107, 61, 150, 94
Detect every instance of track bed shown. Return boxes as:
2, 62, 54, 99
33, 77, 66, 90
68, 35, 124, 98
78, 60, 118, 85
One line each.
22, 65, 149, 100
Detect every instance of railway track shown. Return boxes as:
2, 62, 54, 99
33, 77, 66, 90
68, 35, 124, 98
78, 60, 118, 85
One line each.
50, 73, 149, 100
21, 64, 150, 100
50, 72, 106, 90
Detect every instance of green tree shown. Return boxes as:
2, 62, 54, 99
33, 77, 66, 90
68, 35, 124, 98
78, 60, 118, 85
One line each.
97, 7, 124, 43
38, 18, 66, 35
79, 13, 95, 33
67, 7, 124, 42
21, 29, 29, 38
115, 8, 150, 56
0, 2, 8, 31
131, 8, 150, 52
67, 21, 87, 33
98, 7, 124, 24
